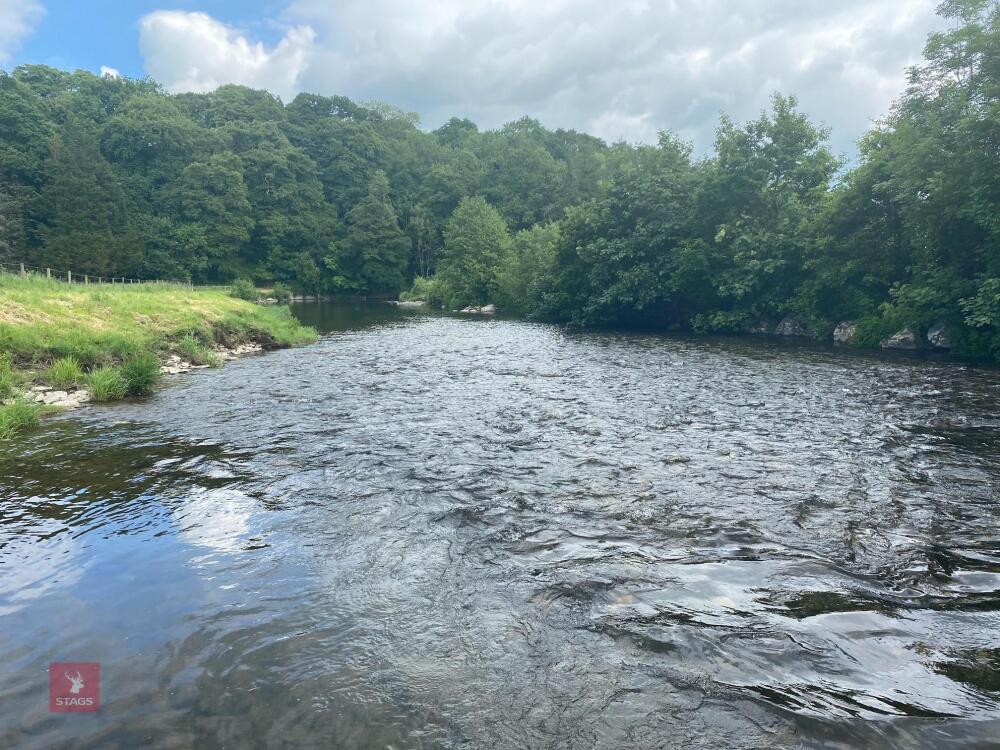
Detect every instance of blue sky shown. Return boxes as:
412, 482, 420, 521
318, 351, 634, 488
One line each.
1, 0, 946, 155
10, 1, 286, 78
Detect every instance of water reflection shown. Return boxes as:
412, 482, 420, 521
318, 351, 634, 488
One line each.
2, 303, 1000, 748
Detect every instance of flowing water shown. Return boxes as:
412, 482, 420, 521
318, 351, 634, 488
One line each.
2, 302, 1000, 749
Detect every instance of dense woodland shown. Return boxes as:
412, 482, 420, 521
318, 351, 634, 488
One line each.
1, 1, 999, 359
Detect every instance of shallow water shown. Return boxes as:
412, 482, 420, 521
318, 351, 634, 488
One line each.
2, 302, 1000, 748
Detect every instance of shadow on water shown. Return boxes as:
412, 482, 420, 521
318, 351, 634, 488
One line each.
2, 301, 1000, 748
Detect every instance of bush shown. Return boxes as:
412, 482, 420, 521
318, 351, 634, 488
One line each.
272, 282, 292, 304
230, 278, 259, 302
46, 356, 83, 389
401, 276, 443, 305
0, 399, 44, 440
88, 366, 128, 402
120, 351, 162, 396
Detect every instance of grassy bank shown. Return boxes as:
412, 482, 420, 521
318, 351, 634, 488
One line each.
0, 275, 316, 438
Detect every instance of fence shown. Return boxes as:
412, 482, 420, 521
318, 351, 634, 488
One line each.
0, 261, 194, 289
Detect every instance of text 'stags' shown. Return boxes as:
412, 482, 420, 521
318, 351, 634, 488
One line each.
49, 662, 99, 713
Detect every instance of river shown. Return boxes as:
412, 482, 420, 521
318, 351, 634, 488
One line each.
2, 302, 1000, 748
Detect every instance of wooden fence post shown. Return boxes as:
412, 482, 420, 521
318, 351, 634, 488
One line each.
20, 263, 25, 276
46, 268, 51, 278
85, 275, 89, 285
67, 270, 72, 283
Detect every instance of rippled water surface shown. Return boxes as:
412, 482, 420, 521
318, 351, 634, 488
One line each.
3, 303, 1000, 748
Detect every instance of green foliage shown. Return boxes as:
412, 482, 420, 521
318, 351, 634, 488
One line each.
400, 275, 443, 305
325, 171, 411, 295
495, 223, 561, 315
176, 333, 222, 367
0, 399, 44, 440
120, 351, 162, 396
46, 356, 83, 389
87, 366, 128, 402
3, 3, 1000, 361
271, 282, 292, 304
0, 353, 20, 400
229, 278, 258, 301
435, 196, 511, 309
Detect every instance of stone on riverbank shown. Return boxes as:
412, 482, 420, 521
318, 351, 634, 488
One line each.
460, 304, 497, 315
833, 321, 857, 345
927, 321, 951, 350
31, 388, 91, 409
882, 328, 922, 350
774, 316, 815, 337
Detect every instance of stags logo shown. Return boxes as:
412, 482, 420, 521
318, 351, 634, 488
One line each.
50, 662, 99, 712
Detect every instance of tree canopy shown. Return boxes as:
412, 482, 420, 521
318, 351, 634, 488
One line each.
2, 1, 999, 359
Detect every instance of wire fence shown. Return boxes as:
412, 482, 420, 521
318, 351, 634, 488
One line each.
0, 261, 196, 288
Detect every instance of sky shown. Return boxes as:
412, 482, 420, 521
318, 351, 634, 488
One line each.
0, 0, 947, 157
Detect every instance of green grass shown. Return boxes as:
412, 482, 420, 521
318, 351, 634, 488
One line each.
120, 351, 161, 396
87, 366, 128, 402
0, 353, 20, 400
0, 274, 317, 435
46, 356, 84, 389
176, 333, 222, 367
0, 400, 45, 440
0, 275, 315, 369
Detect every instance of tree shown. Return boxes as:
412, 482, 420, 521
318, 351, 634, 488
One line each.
325, 171, 411, 295
33, 117, 141, 275
435, 196, 510, 308
164, 153, 254, 281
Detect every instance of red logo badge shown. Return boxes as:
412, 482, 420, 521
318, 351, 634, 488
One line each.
49, 662, 99, 712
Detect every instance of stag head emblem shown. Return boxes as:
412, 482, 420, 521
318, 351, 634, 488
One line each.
65, 671, 85, 695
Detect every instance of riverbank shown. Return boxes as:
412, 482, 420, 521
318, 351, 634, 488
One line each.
0, 275, 316, 438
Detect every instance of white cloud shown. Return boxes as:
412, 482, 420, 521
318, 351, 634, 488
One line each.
100, 65, 120, 79
136, 1, 946, 155
138, 11, 315, 102
0, 0, 44, 63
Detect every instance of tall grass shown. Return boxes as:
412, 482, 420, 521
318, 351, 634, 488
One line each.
120, 351, 161, 396
0, 400, 44, 440
46, 356, 84, 389
87, 366, 128, 402
176, 333, 222, 367
0, 353, 19, 400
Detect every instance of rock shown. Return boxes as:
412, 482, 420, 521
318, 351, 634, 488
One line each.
48, 389, 91, 409
881, 328, 923, 350
30, 385, 52, 393
40, 390, 69, 405
396, 300, 427, 309
480, 304, 497, 314
260, 297, 278, 305
745, 320, 773, 335
774, 316, 814, 337
833, 321, 857, 345
927, 321, 951, 350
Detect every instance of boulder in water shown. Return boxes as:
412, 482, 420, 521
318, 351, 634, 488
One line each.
881, 328, 922, 350
833, 321, 857, 345
774, 316, 814, 337
927, 321, 951, 350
